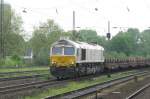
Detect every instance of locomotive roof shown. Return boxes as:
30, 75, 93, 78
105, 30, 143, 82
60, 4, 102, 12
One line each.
52, 39, 104, 50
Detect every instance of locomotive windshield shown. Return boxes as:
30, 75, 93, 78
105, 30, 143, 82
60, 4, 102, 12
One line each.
52, 47, 63, 55
52, 47, 75, 55
64, 47, 75, 55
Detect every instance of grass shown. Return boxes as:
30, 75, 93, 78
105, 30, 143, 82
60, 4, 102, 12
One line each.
0, 71, 50, 79
0, 66, 49, 73
24, 70, 138, 99
0, 66, 51, 79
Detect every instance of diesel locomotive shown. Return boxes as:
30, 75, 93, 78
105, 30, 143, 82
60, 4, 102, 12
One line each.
50, 39, 150, 79
50, 39, 105, 79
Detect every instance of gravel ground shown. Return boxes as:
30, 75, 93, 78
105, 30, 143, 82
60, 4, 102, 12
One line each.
131, 85, 150, 99
81, 75, 150, 99
96, 76, 150, 99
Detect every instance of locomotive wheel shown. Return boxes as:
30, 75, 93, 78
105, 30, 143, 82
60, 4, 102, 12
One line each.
57, 77, 61, 80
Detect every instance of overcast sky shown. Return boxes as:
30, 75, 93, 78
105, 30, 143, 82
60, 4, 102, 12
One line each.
4, 0, 150, 36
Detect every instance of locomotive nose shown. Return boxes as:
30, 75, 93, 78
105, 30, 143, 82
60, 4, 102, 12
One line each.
51, 56, 75, 67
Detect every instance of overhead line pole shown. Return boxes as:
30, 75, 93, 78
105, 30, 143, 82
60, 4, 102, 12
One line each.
73, 10, 75, 32
72, 10, 76, 40
0, 0, 4, 59
108, 20, 110, 33
106, 20, 111, 40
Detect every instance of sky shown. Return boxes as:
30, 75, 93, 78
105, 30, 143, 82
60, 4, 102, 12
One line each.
4, 0, 150, 37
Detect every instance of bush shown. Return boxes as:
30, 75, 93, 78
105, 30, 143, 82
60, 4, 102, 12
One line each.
4, 57, 17, 66
0, 59, 5, 66
0, 55, 23, 67
33, 48, 49, 65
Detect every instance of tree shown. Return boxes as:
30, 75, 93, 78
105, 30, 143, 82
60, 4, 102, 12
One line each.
77, 30, 97, 42
140, 29, 150, 56
30, 19, 63, 65
0, 3, 25, 58
107, 28, 140, 56
76, 29, 107, 46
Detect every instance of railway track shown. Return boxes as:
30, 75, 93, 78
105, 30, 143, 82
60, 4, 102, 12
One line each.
0, 69, 50, 82
45, 71, 150, 99
0, 74, 75, 95
0, 70, 49, 80
0, 79, 61, 95
0, 68, 149, 98
0, 69, 48, 75
126, 82, 150, 99
0, 73, 49, 82
0, 70, 133, 95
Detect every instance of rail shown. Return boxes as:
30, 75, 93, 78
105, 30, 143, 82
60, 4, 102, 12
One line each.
0, 79, 58, 94
0, 73, 49, 82
45, 71, 150, 99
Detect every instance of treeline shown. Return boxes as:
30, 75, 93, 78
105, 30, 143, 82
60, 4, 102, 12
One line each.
106, 29, 150, 59
0, 4, 25, 66
29, 20, 150, 65
0, 3, 150, 66
72, 28, 150, 59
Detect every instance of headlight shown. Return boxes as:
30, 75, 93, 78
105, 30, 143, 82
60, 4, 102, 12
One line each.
51, 61, 56, 64
71, 61, 74, 64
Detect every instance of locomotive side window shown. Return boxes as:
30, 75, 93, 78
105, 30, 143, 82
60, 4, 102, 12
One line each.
52, 47, 63, 55
64, 47, 75, 55
81, 49, 86, 60
77, 48, 79, 56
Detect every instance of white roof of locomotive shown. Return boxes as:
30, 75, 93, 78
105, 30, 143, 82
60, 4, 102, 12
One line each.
53, 39, 104, 51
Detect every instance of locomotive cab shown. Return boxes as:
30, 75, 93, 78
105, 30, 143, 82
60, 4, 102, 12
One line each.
50, 39, 77, 78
